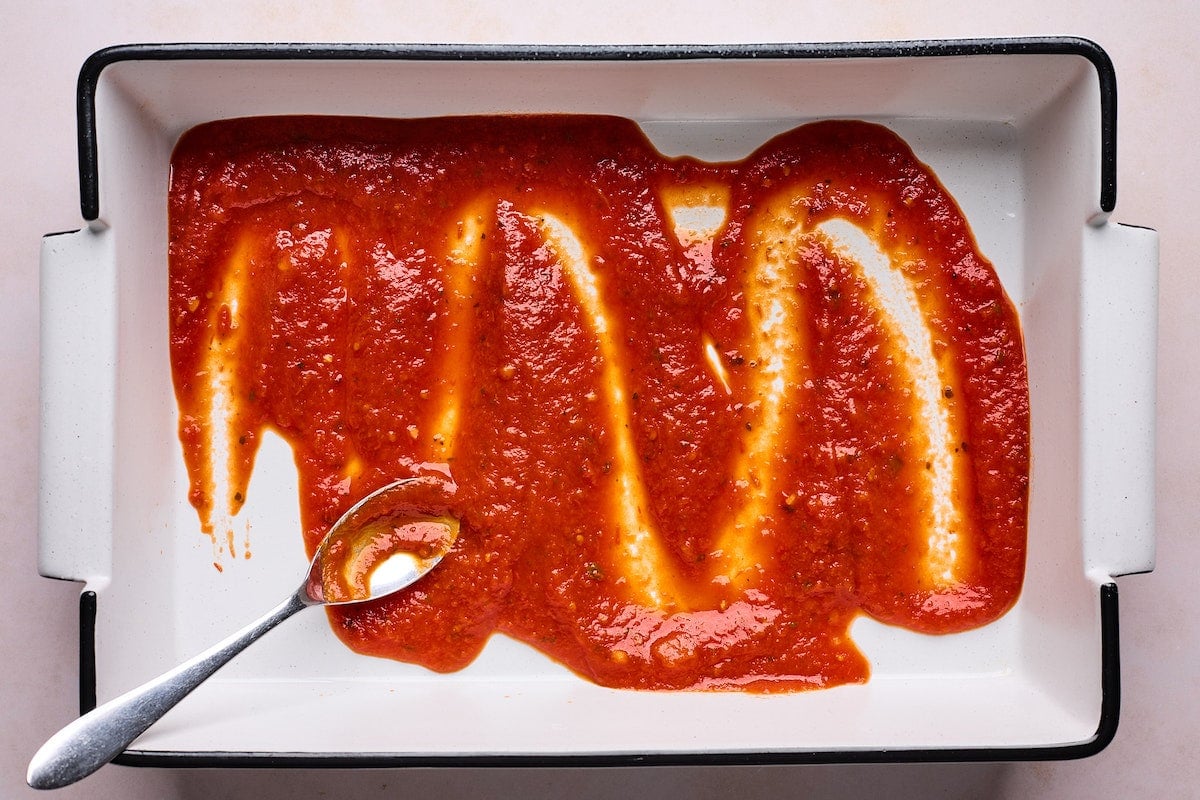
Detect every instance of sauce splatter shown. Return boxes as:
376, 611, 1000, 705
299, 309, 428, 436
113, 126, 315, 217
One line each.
168, 115, 1029, 691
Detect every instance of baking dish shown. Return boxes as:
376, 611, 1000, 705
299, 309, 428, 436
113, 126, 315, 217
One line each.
38, 38, 1157, 765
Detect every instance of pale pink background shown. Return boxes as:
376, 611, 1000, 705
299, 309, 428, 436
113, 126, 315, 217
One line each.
3, 2, 1194, 798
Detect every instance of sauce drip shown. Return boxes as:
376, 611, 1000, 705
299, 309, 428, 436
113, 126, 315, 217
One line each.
169, 115, 1030, 691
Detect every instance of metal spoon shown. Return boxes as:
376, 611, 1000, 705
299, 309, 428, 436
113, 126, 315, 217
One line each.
28, 477, 459, 790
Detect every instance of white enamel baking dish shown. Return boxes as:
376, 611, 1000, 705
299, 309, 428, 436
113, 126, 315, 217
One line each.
39, 39, 1157, 766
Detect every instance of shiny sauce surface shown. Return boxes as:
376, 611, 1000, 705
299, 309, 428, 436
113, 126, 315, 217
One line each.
169, 115, 1029, 691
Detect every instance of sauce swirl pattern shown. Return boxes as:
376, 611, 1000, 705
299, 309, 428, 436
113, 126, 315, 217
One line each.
169, 116, 1029, 690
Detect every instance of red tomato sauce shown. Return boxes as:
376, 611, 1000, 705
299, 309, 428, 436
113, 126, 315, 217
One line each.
168, 115, 1029, 691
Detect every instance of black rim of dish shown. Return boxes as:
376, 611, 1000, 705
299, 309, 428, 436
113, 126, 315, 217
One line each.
80, 585, 1120, 766
76, 38, 1117, 222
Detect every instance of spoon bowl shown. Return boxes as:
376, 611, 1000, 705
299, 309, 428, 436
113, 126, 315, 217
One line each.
305, 479, 459, 605
28, 477, 457, 790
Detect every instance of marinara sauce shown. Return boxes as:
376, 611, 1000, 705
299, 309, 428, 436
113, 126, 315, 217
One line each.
169, 116, 1029, 691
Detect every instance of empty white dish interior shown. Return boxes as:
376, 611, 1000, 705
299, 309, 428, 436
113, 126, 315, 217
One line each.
76, 51, 1109, 754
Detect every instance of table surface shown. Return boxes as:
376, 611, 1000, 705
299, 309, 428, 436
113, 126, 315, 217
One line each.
3, 2, 1195, 798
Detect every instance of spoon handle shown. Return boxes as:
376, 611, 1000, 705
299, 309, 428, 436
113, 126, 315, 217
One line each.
28, 589, 310, 790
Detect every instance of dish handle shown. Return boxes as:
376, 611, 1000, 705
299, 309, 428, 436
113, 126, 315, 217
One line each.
1080, 221, 1158, 580
39, 225, 116, 584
